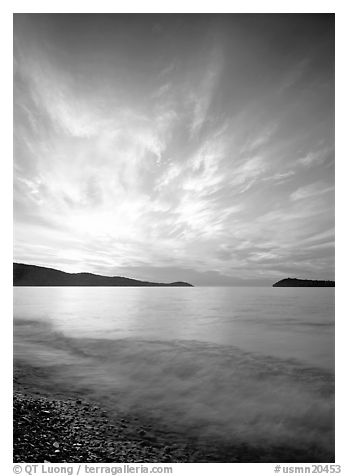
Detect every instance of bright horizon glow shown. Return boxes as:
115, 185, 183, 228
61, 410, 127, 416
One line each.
14, 14, 334, 285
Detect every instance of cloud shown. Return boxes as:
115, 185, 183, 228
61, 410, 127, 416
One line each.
241, 123, 278, 154
189, 49, 224, 136
229, 156, 267, 193
302, 228, 334, 244
262, 171, 296, 184
13, 15, 335, 283
296, 148, 333, 168
290, 183, 334, 201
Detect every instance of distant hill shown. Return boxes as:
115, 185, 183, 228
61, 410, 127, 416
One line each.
272, 278, 334, 287
13, 263, 194, 287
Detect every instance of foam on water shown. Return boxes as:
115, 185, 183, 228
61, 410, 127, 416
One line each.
14, 315, 334, 458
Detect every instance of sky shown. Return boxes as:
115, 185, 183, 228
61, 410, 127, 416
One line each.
13, 14, 334, 285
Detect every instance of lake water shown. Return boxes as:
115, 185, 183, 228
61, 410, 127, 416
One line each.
14, 286, 335, 459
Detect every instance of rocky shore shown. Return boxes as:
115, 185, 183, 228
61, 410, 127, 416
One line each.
14, 391, 202, 463
14, 361, 227, 463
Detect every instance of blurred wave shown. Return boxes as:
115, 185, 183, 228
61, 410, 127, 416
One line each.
14, 317, 334, 458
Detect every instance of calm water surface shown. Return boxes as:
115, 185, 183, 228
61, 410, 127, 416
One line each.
14, 286, 334, 368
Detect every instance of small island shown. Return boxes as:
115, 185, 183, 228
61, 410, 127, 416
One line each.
272, 278, 334, 287
13, 263, 194, 287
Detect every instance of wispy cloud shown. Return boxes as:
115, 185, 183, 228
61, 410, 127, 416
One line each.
296, 147, 334, 168
13, 14, 334, 283
189, 49, 224, 137
290, 182, 334, 201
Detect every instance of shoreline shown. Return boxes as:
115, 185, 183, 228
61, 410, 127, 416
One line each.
14, 391, 199, 463
14, 363, 222, 463
13, 362, 333, 463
